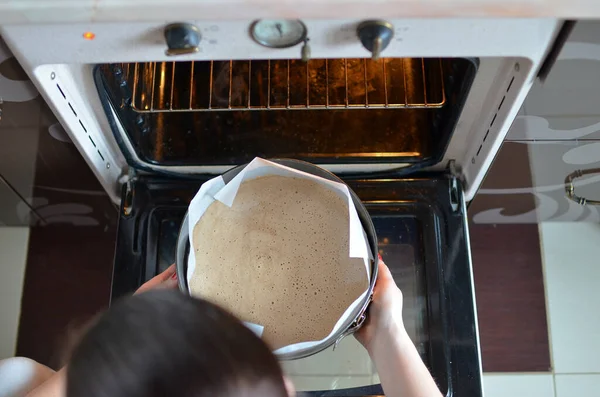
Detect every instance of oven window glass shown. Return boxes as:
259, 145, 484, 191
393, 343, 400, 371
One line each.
150, 208, 428, 393
280, 215, 428, 392
96, 58, 476, 167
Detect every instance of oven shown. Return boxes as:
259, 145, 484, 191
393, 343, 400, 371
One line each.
1, 18, 565, 397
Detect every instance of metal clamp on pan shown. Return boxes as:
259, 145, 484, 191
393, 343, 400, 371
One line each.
333, 287, 375, 350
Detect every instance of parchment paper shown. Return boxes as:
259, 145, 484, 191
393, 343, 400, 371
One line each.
187, 157, 373, 354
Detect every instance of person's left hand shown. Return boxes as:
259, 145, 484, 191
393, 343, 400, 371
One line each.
135, 264, 179, 295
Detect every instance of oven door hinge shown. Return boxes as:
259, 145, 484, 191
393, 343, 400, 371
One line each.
120, 168, 137, 216
447, 160, 463, 213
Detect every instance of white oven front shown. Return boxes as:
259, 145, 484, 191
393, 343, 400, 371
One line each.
0, 18, 562, 202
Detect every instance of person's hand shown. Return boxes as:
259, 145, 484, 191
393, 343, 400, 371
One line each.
135, 264, 179, 295
355, 254, 408, 354
357, 255, 443, 397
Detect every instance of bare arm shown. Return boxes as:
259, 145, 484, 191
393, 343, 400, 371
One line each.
356, 256, 442, 397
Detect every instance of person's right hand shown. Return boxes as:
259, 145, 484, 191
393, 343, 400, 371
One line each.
356, 255, 443, 397
355, 254, 408, 354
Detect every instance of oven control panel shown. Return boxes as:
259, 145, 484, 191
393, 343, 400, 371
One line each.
3, 18, 555, 65
162, 19, 397, 62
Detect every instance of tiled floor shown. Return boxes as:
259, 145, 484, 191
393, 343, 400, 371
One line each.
16, 225, 115, 368
485, 222, 600, 397
555, 374, 600, 397
540, 223, 600, 374
470, 223, 550, 372
483, 374, 555, 397
0, 227, 29, 359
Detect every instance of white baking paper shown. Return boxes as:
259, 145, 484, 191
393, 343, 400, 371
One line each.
187, 157, 373, 355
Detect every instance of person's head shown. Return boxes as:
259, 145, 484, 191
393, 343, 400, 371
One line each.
66, 290, 291, 397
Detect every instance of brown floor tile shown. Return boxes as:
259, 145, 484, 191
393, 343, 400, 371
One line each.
16, 225, 116, 369
470, 223, 551, 372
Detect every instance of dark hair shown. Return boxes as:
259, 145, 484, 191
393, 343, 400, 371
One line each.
66, 290, 288, 397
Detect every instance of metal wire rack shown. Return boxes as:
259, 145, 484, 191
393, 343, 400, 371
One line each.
128, 58, 445, 113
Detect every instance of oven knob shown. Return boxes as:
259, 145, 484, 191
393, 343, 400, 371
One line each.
356, 20, 394, 61
164, 23, 201, 56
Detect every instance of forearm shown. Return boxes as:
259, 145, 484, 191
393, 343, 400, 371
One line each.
369, 325, 442, 397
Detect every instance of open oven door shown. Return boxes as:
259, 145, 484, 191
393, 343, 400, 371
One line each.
100, 54, 481, 397
111, 172, 482, 397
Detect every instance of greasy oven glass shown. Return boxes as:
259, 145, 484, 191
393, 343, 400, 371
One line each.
115, 175, 477, 396
147, 206, 428, 393
96, 58, 476, 168
281, 214, 428, 393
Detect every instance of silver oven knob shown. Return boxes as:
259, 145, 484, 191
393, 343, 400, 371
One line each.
356, 20, 394, 61
164, 23, 201, 56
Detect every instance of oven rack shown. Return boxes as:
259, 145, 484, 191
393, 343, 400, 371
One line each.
127, 58, 446, 113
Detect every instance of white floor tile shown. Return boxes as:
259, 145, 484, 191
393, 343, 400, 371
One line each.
0, 227, 29, 359
483, 374, 554, 397
539, 223, 600, 373
555, 374, 600, 397
289, 375, 372, 392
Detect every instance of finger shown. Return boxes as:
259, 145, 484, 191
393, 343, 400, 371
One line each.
135, 273, 179, 295
135, 265, 177, 295
158, 264, 177, 282
376, 254, 393, 281
162, 278, 179, 289
150, 277, 179, 291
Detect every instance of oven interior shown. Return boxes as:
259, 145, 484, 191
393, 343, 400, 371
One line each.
96, 57, 476, 169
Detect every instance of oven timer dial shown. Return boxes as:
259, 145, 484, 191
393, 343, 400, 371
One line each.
250, 19, 307, 49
